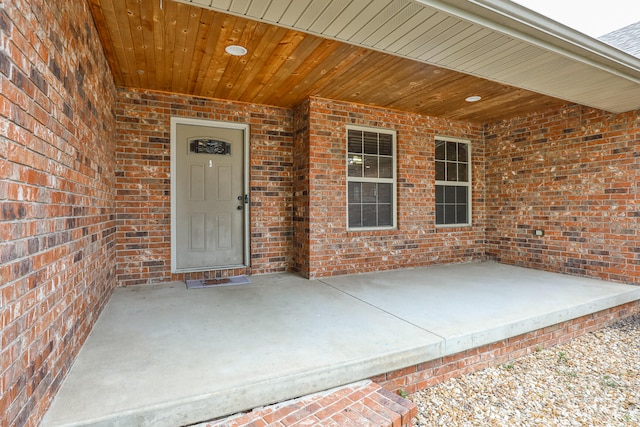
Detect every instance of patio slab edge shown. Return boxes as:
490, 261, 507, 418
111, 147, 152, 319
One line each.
442, 288, 640, 355
46, 341, 445, 427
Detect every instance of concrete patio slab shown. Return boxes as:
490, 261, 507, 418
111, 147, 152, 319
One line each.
323, 262, 640, 355
42, 262, 640, 426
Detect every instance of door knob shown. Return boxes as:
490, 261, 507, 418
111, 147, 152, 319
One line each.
237, 206, 243, 210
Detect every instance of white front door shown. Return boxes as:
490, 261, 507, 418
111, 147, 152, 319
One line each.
171, 118, 249, 272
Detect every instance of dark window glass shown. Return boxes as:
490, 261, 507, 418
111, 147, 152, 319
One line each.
348, 130, 362, 153
348, 182, 361, 203
364, 155, 378, 178
348, 154, 363, 177
362, 182, 377, 203
435, 185, 444, 204
379, 156, 392, 178
458, 163, 468, 182
349, 204, 362, 228
378, 204, 392, 225
447, 162, 457, 181
444, 205, 456, 224
456, 186, 467, 203
435, 206, 443, 225
435, 161, 445, 181
456, 205, 468, 224
362, 204, 377, 227
458, 143, 468, 163
363, 132, 378, 154
444, 186, 456, 203
378, 183, 392, 203
435, 141, 446, 160
446, 141, 457, 161
379, 134, 392, 156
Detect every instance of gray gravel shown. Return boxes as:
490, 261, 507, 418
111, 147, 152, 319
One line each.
410, 314, 640, 426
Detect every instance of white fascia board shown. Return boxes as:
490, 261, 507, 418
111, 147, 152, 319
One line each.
411, 0, 640, 83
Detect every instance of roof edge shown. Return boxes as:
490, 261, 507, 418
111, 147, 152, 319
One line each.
412, 0, 640, 84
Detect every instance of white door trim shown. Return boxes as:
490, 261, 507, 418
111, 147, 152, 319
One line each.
170, 117, 250, 273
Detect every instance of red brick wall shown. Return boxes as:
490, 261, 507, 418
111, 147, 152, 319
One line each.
485, 106, 640, 283
293, 100, 311, 276
0, 1, 117, 425
300, 97, 486, 278
115, 89, 294, 285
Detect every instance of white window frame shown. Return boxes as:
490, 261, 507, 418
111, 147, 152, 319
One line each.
435, 136, 472, 227
346, 125, 397, 231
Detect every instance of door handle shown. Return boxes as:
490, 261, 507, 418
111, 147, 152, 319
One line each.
237, 205, 243, 210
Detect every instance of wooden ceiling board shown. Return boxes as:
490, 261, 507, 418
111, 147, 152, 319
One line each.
88, 0, 125, 85
175, 0, 640, 113
184, 8, 217, 94
89, 0, 577, 123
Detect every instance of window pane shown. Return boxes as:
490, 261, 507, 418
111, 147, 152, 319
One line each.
444, 185, 455, 203
458, 143, 468, 163
362, 204, 377, 227
379, 134, 392, 156
444, 205, 456, 224
435, 161, 445, 181
436, 205, 444, 224
435, 185, 444, 204
362, 182, 377, 203
446, 141, 457, 161
348, 130, 362, 153
378, 204, 392, 226
456, 186, 467, 203
447, 162, 457, 181
348, 154, 362, 177
378, 183, 392, 203
363, 132, 378, 154
364, 155, 378, 178
348, 182, 361, 203
379, 156, 392, 178
435, 141, 446, 160
349, 204, 362, 228
346, 128, 395, 230
456, 205, 468, 224
458, 163, 468, 182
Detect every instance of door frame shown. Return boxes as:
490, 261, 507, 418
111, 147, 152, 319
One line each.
170, 116, 250, 273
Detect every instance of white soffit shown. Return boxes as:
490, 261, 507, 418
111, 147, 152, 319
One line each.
181, 0, 640, 113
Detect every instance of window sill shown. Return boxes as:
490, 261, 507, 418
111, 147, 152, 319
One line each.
435, 223, 472, 231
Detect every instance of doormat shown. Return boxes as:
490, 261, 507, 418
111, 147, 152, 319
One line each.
186, 275, 251, 289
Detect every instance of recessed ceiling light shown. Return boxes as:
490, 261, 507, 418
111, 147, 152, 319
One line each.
225, 45, 248, 56
465, 95, 482, 102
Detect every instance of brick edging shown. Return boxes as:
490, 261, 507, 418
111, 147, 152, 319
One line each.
202, 380, 416, 427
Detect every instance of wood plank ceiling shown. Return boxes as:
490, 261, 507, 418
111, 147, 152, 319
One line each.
88, 0, 569, 123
